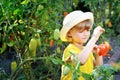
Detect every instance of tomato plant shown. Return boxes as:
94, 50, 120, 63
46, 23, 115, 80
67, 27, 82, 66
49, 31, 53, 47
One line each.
0, 0, 73, 79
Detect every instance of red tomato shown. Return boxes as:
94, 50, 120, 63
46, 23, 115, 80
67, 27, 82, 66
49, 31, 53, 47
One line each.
104, 41, 111, 50
98, 42, 111, 56
63, 12, 68, 17
50, 39, 54, 47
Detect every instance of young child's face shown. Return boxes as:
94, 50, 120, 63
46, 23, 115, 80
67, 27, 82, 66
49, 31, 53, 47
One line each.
68, 26, 90, 44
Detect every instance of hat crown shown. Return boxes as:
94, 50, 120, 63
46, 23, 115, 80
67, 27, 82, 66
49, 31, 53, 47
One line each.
63, 11, 83, 26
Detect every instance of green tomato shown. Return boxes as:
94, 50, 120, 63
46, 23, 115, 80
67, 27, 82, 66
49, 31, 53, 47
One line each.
37, 5, 44, 11
11, 61, 17, 72
37, 38, 41, 47
29, 38, 37, 51
54, 29, 60, 40
56, 47, 60, 54
105, 9, 109, 16
31, 50, 36, 58
63, 66, 70, 76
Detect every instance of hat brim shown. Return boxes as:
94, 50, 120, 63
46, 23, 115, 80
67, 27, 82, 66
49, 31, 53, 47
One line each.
60, 12, 94, 41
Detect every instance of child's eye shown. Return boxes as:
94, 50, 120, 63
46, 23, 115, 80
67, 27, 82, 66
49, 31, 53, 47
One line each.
78, 30, 84, 33
87, 29, 90, 31
85, 27, 90, 31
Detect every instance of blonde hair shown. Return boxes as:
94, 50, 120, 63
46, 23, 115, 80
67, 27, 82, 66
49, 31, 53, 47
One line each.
66, 19, 92, 42
75, 19, 92, 30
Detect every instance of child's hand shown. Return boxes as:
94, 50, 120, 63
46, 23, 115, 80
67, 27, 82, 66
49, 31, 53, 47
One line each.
92, 26, 105, 40
93, 44, 99, 54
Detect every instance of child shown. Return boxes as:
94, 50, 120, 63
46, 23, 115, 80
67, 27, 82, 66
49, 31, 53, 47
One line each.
60, 10, 105, 80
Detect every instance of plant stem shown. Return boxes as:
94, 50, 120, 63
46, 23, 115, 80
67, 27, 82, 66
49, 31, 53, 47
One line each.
9, 57, 47, 80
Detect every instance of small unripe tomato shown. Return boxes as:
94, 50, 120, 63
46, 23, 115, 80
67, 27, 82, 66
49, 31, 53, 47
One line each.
105, 19, 112, 27
11, 61, 17, 72
54, 29, 60, 40
56, 47, 60, 54
63, 66, 70, 76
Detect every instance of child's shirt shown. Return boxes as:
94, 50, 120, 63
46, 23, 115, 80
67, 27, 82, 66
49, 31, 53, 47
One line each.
61, 44, 94, 80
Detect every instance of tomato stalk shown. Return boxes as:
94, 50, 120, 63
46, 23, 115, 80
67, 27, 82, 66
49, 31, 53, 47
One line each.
9, 57, 48, 80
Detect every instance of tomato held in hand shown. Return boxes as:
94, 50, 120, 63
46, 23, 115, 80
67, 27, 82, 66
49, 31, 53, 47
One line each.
98, 42, 111, 56
104, 41, 111, 51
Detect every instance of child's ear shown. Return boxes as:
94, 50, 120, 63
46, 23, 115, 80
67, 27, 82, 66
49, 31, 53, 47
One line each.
67, 32, 72, 37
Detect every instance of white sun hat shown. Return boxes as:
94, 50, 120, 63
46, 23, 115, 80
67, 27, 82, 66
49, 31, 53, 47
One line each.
60, 10, 94, 41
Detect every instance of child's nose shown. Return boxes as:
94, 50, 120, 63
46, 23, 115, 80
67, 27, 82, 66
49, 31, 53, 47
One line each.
83, 30, 88, 33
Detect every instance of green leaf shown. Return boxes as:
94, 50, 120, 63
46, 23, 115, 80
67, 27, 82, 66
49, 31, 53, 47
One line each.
51, 58, 59, 64
75, 61, 80, 70
50, 57, 63, 65
9, 23, 18, 30
82, 72, 91, 80
41, 0, 47, 4
0, 26, 2, 30
13, 9, 21, 15
7, 41, 15, 47
0, 43, 7, 54
37, 5, 44, 11
72, 71, 79, 80
21, 0, 30, 5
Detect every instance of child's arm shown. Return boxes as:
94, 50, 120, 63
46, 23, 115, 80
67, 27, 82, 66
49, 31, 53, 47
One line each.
77, 26, 105, 65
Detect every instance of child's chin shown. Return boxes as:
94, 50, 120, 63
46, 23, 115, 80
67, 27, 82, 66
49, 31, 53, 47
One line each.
83, 40, 87, 43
